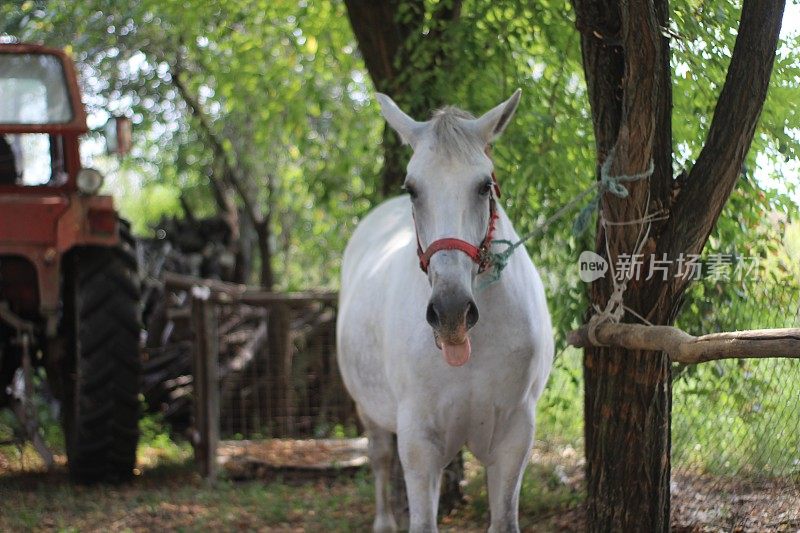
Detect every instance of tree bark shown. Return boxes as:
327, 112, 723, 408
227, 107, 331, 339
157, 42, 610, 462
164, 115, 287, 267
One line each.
266, 303, 292, 434
571, 0, 785, 530
344, 0, 462, 196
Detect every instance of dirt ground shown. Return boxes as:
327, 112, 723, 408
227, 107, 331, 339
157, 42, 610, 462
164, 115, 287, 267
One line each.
671, 473, 800, 532
1, 440, 798, 532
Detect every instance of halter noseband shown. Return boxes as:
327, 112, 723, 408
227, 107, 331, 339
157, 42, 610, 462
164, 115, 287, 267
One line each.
414, 172, 501, 274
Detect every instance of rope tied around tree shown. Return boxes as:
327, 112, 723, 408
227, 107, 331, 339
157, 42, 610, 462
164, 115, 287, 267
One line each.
585, 151, 659, 341
585, 209, 656, 346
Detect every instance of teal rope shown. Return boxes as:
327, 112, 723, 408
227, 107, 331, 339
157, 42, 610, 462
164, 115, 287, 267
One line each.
599, 149, 655, 199
477, 151, 654, 290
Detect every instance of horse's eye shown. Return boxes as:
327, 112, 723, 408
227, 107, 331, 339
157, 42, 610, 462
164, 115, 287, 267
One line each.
479, 181, 493, 196
403, 184, 418, 200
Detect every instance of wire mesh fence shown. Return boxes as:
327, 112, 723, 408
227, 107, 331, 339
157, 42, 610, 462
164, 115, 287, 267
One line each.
534, 278, 800, 529
671, 280, 800, 530
214, 300, 358, 440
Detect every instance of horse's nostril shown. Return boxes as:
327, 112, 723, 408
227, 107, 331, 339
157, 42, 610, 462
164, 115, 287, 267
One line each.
465, 300, 479, 330
426, 302, 440, 329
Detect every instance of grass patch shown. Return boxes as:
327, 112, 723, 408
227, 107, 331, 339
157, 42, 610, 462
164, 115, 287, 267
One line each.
1, 439, 584, 532
0, 458, 376, 532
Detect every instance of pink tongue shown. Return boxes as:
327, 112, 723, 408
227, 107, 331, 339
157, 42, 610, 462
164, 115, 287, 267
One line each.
442, 337, 471, 367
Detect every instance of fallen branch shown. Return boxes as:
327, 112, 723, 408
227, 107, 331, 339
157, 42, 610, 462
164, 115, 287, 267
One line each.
568, 323, 800, 363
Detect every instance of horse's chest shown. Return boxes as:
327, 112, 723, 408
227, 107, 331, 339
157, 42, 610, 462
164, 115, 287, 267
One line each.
426, 364, 532, 422
434, 384, 532, 460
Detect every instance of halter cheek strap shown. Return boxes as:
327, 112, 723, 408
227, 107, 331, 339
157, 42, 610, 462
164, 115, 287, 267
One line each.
415, 172, 501, 274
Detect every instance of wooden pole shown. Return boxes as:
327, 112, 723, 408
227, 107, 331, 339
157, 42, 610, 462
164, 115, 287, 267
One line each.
164, 272, 336, 307
266, 303, 293, 435
191, 285, 219, 480
568, 323, 800, 363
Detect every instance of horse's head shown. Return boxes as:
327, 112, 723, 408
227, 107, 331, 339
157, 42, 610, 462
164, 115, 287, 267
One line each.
376, 90, 521, 366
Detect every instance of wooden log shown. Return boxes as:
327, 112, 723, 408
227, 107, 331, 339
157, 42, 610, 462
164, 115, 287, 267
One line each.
163, 272, 337, 307
267, 303, 294, 435
220, 319, 268, 407
568, 323, 800, 364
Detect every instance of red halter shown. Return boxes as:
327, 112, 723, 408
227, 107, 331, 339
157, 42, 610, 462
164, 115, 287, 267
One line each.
414, 172, 501, 274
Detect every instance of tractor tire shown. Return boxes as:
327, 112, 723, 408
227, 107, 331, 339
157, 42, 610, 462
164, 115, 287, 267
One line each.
61, 222, 142, 483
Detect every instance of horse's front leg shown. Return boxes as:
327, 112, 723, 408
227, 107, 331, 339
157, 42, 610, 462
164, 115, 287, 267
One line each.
397, 414, 448, 532
486, 409, 536, 533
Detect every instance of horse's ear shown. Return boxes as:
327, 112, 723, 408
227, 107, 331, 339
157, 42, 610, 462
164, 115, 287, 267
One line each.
472, 89, 522, 144
376, 93, 426, 149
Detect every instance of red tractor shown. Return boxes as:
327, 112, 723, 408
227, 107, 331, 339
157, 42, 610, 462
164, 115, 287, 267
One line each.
0, 43, 141, 482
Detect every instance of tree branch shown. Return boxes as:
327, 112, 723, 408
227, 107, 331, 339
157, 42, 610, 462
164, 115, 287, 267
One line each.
568, 323, 800, 364
170, 64, 264, 230
662, 1, 785, 264
170, 60, 275, 287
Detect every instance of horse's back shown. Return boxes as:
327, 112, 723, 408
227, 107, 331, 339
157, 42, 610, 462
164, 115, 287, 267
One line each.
337, 196, 418, 430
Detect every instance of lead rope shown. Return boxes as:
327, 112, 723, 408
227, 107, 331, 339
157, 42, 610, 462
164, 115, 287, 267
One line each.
479, 148, 658, 290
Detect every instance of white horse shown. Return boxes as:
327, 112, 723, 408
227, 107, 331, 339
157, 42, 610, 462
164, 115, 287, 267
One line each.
337, 90, 553, 532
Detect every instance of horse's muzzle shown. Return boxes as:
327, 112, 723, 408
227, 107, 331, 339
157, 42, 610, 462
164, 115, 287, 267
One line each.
426, 293, 479, 342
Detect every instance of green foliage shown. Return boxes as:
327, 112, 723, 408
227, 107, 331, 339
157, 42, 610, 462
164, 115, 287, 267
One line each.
537, 347, 584, 446
138, 412, 188, 462
2, 0, 382, 288
2, 0, 796, 293
114, 180, 184, 235
0, 368, 64, 457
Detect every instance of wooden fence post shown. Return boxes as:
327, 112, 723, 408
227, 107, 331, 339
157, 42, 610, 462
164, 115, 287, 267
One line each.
267, 302, 293, 434
191, 285, 219, 480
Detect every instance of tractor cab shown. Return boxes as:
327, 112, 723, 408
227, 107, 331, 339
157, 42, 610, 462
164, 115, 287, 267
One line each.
0, 44, 130, 330
0, 48, 78, 188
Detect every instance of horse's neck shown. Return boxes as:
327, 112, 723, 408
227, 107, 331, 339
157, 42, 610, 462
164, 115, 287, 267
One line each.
492, 206, 518, 243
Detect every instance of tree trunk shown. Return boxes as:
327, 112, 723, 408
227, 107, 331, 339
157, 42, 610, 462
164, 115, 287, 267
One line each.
572, 0, 785, 529
254, 219, 273, 291
584, 345, 673, 532
574, 0, 675, 527
344, 0, 461, 196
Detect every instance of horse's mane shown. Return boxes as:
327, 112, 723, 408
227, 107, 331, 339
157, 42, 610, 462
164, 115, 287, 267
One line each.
429, 106, 483, 161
